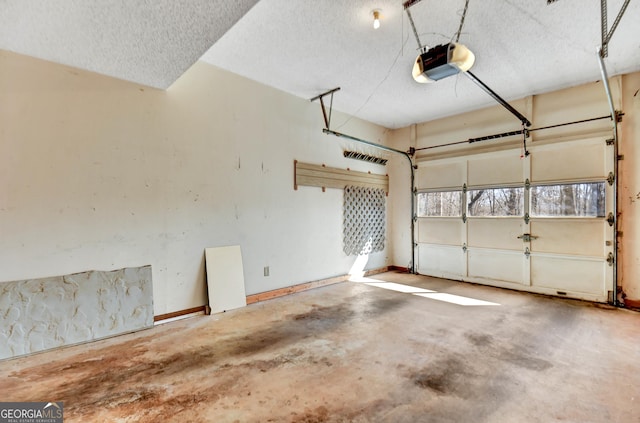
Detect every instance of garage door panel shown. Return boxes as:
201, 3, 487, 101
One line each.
468, 249, 524, 284
418, 244, 464, 278
416, 137, 612, 302
418, 218, 462, 245
530, 220, 605, 257
416, 162, 465, 189
531, 141, 606, 182
531, 256, 606, 295
468, 153, 523, 186
467, 218, 523, 250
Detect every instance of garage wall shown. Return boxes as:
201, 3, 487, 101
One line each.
389, 73, 640, 305
0, 50, 391, 316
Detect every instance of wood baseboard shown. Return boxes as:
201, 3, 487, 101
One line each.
155, 267, 397, 315
246, 275, 348, 305
246, 266, 390, 305
388, 265, 410, 273
624, 298, 640, 310
154, 305, 206, 322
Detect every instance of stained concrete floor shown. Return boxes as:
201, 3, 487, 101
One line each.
1, 271, 639, 422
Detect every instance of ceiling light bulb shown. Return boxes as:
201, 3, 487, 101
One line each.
373, 10, 380, 29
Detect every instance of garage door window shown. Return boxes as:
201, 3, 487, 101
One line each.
530, 182, 606, 217
417, 191, 462, 217
467, 187, 524, 217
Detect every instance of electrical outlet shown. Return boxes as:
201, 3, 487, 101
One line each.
264, 266, 269, 277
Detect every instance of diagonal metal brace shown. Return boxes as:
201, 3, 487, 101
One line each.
310, 87, 341, 130
464, 71, 532, 127
403, 0, 425, 51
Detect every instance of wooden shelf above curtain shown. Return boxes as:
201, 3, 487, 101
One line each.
294, 160, 388, 193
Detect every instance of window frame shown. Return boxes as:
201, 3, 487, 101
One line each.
529, 181, 607, 219
416, 190, 463, 218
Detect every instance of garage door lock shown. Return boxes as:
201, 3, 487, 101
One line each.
517, 233, 538, 242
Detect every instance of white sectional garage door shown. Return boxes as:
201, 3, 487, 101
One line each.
415, 136, 615, 302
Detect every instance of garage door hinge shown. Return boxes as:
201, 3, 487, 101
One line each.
413, 214, 418, 222
524, 212, 530, 224
462, 243, 467, 253
607, 212, 615, 226
524, 179, 531, 190
524, 247, 530, 259
462, 183, 467, 193
606, 138, 615, 146
607, 252, 615, 266
607, 172, 615, 185
462, 213, 467, 223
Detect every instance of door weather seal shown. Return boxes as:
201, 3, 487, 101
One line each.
597, 48, 621, 306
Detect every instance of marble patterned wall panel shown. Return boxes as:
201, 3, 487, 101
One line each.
0, 266, 153, 360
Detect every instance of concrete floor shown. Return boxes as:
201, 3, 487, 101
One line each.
1, 271, 639, 422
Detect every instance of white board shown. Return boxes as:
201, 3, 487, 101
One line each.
205, 245, 247, 314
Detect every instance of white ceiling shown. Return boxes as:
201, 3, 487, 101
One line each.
2, 1, 639, 129
0, 0, 259, 89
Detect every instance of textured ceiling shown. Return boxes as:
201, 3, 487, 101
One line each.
0, 0, 259, 89
1, 1, 638, 129
201, 0, 640, 129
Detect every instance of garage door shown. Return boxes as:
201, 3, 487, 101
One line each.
415, 136, 614, 302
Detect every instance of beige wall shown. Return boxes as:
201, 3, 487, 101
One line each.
389, 72, 640, 305
0, 50, 392, 316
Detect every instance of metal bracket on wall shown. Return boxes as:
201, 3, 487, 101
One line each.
309, 87, 341, 130
600, 0, 631, 58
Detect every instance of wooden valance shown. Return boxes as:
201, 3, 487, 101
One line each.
294, 160, 388, 193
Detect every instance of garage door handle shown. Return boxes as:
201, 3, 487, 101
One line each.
517, 233, 538, 242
